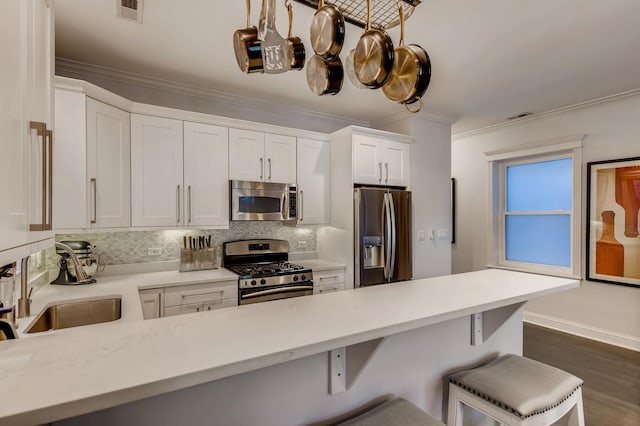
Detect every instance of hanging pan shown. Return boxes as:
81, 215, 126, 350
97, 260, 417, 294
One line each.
382, 3, 431, 112
310, 0, 345, 60
285, 0, 305, 70
354, 0, 395, 88
306, 54, 343, 96
233, 0, 263, 73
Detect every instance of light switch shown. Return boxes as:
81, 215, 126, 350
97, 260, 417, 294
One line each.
417, 230, 425, 241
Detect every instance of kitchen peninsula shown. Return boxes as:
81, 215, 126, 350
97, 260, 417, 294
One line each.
0, 269, 578, 426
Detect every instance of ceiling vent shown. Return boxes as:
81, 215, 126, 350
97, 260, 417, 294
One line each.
117, 0, 143, 23
507, 112, 533, 120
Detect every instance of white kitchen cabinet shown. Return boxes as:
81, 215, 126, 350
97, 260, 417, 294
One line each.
313, 268, 346, 294
0, 0, 54, 263
297, 139, 330, 224
229, 129, 296, 184
183, 122, 229, 227
163, 280, 237, 317
131, 115, 229, 228
353, 134, 410, 187
55, 92, 131, 229
139, 288, 164, 319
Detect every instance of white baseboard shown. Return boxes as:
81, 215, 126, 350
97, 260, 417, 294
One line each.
524, 311, 640, 352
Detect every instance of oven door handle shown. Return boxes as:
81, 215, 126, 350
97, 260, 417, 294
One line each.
242, 285, 313, 299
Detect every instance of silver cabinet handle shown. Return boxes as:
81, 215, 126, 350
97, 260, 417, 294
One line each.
29, 121, 53, 231
90, 178, 97, 224
176, 185, 181, 223
181, 289, 225, 299
319, 275, 339, 280
319, 287, 338, 293
268, 158, 272, 180
385, 162, 389, 184
260, 157, 264, 180
188, 185, 192, 223
378, 162, 383, 183
300, 190, 304, 221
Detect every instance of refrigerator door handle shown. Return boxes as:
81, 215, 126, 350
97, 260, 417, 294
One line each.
354, 189, 361, 288
389, 192, 397, 279
384, 193, 393, 280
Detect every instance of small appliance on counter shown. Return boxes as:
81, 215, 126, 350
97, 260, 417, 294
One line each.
0, 264, 16, 327
51, 241, 98, 285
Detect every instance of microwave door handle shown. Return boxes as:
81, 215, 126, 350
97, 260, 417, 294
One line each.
389, 192, 397, 280
282, 190, 288, 220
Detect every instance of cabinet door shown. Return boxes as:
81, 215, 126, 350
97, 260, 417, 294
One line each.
265, 134, 296, 184
353, 134, 383, 185
139, 289, 163, 319
0, 0, 29, 253
229, 129, 265, 181
183, 122, 229, 227
131, 115, 184, 227
381, 140, 410, 187
297, 139, 330, 224
87, 98, 131, 228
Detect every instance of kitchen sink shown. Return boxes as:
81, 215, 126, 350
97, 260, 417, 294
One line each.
25, 297, 122, 333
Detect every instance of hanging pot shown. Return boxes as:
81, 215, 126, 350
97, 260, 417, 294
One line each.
233, 0, 263, 73
382, 3, 431, 112
306, 54, 343, 96
353, 0, 394, 88
285, 0, 305, 70
310, 0, 345, 60
345, 48, 367, 89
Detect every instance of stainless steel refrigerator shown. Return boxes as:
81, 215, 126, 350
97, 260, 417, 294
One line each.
354, 187, 412, 287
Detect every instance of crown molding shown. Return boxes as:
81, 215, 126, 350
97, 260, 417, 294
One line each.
453, 88, 640, 140
55, 57, 369, 130
373, 108, 456, 130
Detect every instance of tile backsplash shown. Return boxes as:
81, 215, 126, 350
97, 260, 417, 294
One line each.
54, 222, 317, 266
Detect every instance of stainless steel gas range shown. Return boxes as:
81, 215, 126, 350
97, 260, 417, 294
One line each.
223, 239, 313, 305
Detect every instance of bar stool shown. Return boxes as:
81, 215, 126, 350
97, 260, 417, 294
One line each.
338, 397, 445, 426
447, 354, 585, 426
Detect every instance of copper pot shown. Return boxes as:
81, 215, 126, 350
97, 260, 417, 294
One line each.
306, 55, 343, 96
285, 1, 305, 70
353, 0, 394, 88
310, 0, 345, 60
233, 0, 263, 73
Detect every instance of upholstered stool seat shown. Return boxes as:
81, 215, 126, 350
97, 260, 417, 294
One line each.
447, 354, 585, 426
339, 397, 445, 426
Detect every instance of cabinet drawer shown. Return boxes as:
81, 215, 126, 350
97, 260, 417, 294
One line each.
314, 283, 345, 295
314, 269, 345, 287
164, 281, 237, 307
164, 302, 202, 317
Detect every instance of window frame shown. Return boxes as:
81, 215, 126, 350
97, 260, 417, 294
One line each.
486, 136, 583, 279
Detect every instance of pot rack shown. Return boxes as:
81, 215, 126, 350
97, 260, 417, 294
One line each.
293, 0, 421, 29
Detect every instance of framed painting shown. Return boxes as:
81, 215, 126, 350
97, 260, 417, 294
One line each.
586, 157, 640, 287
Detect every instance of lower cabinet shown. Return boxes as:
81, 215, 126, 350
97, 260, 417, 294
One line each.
139, 280, 238, 319
313, 268, 346, 294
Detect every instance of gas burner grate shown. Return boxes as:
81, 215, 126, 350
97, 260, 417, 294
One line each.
293, 0, 420, 30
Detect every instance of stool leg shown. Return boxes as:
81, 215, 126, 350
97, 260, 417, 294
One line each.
566, 388, 585, 426
447, 385, 464, 426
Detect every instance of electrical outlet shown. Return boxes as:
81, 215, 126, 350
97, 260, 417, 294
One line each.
148, 247, 162, 256
297, 240, 307, 249
417, 230, 425, 241
437, 228, 450, 239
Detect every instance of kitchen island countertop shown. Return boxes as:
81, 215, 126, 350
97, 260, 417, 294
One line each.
0, 269, 578, 426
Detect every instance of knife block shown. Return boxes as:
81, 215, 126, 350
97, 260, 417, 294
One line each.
179, 247, 217, 272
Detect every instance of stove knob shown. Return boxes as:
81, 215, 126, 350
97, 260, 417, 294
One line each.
250, 280, 257, 286
293, 275, 299, 282
301, 275, 306, 281
260, 279, 267, 285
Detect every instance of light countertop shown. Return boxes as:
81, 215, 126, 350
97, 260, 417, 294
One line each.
0, 269, 578, 426
296, 259, 346, 272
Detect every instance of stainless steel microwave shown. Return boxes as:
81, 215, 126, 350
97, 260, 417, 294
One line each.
230, 180, 297, 221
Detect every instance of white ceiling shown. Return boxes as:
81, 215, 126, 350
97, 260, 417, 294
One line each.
54, 0, 640, 133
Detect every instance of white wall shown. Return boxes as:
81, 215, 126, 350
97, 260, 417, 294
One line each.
376, 116, 453, 279
451, 93, 640, 350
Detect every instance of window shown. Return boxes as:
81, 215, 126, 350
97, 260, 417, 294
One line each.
486, 136, 583, 278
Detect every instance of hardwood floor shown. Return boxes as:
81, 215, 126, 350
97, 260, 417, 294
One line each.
523, 323, 640, 426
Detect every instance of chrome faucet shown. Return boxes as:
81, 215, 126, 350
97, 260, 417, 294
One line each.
17, 255, 32, 318
54, 242, 96, 284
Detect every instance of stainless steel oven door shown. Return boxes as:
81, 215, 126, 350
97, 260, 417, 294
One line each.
231, 180, 291, 221
239, 282, 313, 305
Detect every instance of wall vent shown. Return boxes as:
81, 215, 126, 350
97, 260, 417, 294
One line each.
117, 0, 144, 23
507, 112, 533, 120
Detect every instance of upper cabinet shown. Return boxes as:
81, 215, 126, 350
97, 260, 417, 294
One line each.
297, 139, 330, 225
131, 114, 229, 228
353, 133, 410, 187
229, 129, 296, 184
55, 90, 131, 230
0, 0, 54, 263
